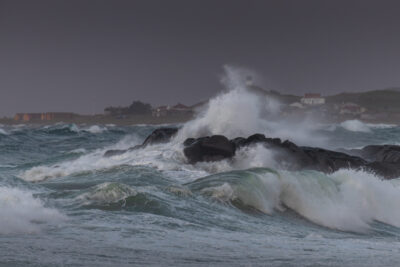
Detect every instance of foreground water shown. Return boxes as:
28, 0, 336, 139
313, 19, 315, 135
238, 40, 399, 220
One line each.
1, 120, 400, 266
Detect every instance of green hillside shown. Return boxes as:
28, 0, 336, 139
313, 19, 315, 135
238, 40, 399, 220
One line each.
326, 89, 400, 112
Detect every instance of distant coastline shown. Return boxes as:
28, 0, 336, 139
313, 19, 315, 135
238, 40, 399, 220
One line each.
3, 87, 400, 126
1, 112, 398, 126
0, 113, 194, 126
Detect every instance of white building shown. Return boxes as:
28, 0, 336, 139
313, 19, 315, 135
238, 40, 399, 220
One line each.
300, 93, 325, 105
289, 102, 304, 109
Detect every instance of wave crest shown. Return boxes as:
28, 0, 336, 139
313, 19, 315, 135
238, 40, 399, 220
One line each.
187, 168, 400, 232
0, 187, 64, 234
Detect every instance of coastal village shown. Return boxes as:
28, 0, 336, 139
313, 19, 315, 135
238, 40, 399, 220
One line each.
4, 80, 400, 125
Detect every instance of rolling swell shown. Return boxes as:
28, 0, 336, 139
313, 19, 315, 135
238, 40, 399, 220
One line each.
11, 122, 400, 234
186, 168, 400, 232
3, 123, 400, 265
74, 182, 170, 213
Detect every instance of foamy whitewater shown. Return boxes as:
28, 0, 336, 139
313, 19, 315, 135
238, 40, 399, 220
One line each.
2, 68, 400, 266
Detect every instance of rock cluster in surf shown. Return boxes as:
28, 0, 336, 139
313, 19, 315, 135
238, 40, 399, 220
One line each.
104, 127, 400, 179
104, 128, 178, 157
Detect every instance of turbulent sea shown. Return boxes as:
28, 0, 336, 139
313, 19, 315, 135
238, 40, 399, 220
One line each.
2, 67, 400, 266
1, 119, 400, 267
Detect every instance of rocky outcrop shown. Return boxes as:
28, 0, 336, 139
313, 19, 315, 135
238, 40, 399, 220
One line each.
105, 126, 400, 179
141, 128, 179, 146
183, 133, 367, 172
183, 135, 235, 163
365, 161, 400, 179
183, 133, 400, 179
104, 127, 178, 157
359, 145, 400, 163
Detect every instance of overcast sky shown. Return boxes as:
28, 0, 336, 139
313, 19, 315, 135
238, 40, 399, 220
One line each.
1, 0, 400, 116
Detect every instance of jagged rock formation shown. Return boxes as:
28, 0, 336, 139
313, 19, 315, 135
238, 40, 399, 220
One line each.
104, 128, 178, 157
105, 127, 400, 179
183, 133, 400, 179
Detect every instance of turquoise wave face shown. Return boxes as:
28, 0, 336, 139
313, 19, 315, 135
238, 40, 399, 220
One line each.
1, 123, 400, 266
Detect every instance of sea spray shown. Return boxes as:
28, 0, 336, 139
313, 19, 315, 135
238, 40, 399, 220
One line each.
340, 120, 372, 133
178, 66, 274, 140
76, 182, 137, 206
0, 186, 64, 234
177, 65, 327, 146
188, 168, 400, 232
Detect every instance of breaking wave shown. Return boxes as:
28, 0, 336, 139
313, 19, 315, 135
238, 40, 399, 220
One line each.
0, 186, 64, 234
76, 182, 137, 206
83, 125, 107, 134
338, 120, 397, 133
340, 120, 372, 133
14, 65, 400, 234
0, 128, 8, 135
187, 168, 400, 232
177, 65, 326, 146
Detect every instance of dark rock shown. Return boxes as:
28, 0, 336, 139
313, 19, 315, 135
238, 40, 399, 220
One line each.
232, 134, 282, 149
360, 145, 400, 163
300, 147, 367, 173
104, 127, 178, 157
365, 161, 400, 179
242, 134, 267, 146
183, 135, 236, 163
103, 149, 127, 157
142, 128, 178, 146
181, 133, 400, 179
230, 137, 246, 148
183, 138, 196, 147
106, 127, 400, 179
103, 144, 143, 157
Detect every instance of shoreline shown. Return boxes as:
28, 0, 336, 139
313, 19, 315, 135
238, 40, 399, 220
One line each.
0, 114, 398, 127
0, 114, 194, 126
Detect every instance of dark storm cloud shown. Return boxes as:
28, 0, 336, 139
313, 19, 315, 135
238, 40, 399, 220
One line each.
1, 0, 400, 116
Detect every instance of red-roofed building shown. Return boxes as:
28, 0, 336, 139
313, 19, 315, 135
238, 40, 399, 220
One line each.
301, 93, 325, 105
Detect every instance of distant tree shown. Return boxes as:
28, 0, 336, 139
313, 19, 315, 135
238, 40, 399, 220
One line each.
104, 106, 122, 116
128, 101, 152, 115
104, 101, 152, 116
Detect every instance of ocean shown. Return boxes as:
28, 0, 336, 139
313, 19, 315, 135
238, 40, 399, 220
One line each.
1, 119, 400, 266
2, 81, 400, 266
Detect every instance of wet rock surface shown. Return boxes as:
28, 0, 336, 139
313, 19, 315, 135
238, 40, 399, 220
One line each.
183, 133, 400, 179
106, 127, 400, 179
104, 127, 178, 157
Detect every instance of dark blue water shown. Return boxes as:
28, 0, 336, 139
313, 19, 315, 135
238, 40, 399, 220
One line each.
1, 122, 400, 266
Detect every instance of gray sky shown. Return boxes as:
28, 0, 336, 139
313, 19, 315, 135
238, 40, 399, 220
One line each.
1, 0, 400, 116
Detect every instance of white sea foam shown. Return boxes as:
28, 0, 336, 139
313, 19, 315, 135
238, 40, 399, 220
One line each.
366, 123, 397, 129
283, 169, 400, 231
178, 86, 268, 140
76, 182, 137, 206
340, 120, 371, 133
20, 66, 333, 182
20, 132, 169, 182
0, 164, 17, 168
0, 187, 64, 234
0, 128, 8, 135
325, 121, 397, 133
202, 168, 400, 232
68, 148, 87, 154
84, 125, 106, 134
177, 65, 326, 146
